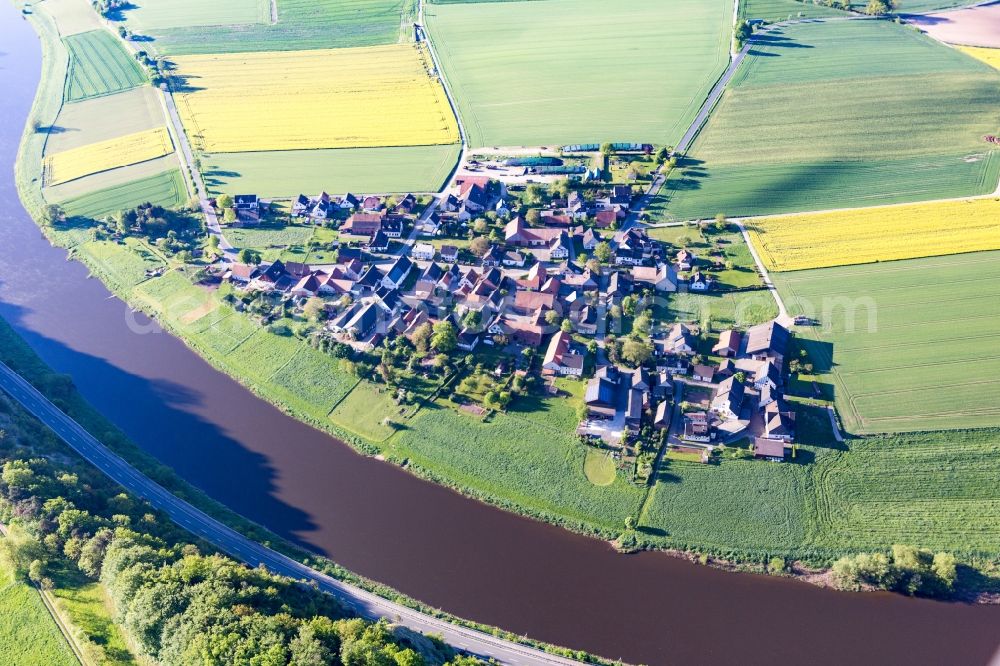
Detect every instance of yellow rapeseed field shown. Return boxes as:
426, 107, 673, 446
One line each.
959, 46, 1000, 71
44, 127, 174, 186
747, 198, 1000, 272
171, 44, 460, 153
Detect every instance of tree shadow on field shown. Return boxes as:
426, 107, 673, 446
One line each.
203, 169, 242, 189
167, 73, 205, 94
749, 32, 816, 56
35, 125, 76, 136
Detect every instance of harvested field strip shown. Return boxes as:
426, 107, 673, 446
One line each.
64, 30, 146, 102
45, 0, 102, 36
906, 4, 1000, 49
773, 252, 1000, 433
747, 198, 1000, 271
59, 169, 187, 219
171, 44, 458, 152
959, 46, 1000, 70
44, 127, 174, 186
44, 86, 166, 155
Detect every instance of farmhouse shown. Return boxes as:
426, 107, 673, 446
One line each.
412, 243, 436, 261
233, 194, 262, 224
744, 320, 790, 369
343, 212, 383, 236
542, 331, 584, 377
631, 264, 678, 292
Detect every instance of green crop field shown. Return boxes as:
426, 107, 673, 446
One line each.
0, 556, 78, 666
813, 430, 1000, 554
132, 0, 414, 54
653, 19, 1000, 220
738, 0, 847, 23
63, 30, 146, 102
202, 145, 460, 198
59, 169, 187, 220
122, 0, 270, 31
641, 457, 813, 554
773, 252, 1000, 434
426, 0, 732, 147
654, 154, 1000, 221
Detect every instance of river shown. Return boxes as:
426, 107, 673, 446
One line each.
1, 4, 999, 664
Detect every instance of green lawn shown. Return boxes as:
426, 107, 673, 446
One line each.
641, 456, 814, 557
773, 251, 1000, 433
202, 145, 461, 198
226, 223, 316, 249
654, 19, 1000, 220
392, 395, 647, 533
583, 450, 616, 486
75, 239, 165, 292
63, 30, 146, 102
0, 556, 77, 666
131, 0, 415, 54
59, 169, 187, 220
426, 0, 732, 147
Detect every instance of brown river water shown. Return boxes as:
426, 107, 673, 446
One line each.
1, 4, 998, 664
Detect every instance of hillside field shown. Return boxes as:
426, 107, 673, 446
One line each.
773, 252, 1000, 434
63, 30, 146, 102
426, 0, 732, 147
44, 127, 174, 186
748, 197, 1000, 271
127, 0, 413, 54
654, 20, 1000, 220
202, 145, 461, 197
171, 44, 458, 153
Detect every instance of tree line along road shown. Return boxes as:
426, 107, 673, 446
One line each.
0, 361, 585, 666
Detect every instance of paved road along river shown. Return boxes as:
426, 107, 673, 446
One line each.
1, 3, 999, 664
